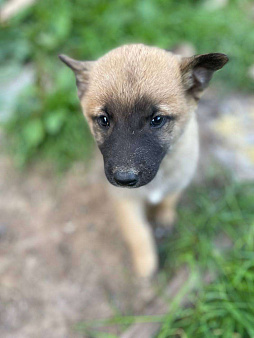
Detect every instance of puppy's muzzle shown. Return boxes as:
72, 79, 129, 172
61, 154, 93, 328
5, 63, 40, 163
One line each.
113, 170, 138, 187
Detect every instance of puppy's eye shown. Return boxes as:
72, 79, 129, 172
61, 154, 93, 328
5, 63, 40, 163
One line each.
97, 115, 110, 128
150, 115, 165, 128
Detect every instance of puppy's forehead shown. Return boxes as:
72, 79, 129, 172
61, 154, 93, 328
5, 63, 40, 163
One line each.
84, 44, 185, 114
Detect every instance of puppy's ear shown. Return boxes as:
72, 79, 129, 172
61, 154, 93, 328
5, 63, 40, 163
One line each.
180, 53, 228, 100
58, 54, 94, 99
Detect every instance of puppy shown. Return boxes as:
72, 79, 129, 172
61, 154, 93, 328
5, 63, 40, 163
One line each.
59, 44, 228, 278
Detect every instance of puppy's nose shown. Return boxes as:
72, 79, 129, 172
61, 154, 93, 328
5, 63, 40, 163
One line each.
114, 171, 138, 187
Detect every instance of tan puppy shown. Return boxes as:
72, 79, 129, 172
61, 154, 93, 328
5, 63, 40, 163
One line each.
59, 44, 228, 278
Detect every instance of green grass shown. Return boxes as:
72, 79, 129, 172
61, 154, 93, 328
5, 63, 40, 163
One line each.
1, 0, 254, 168
75, 172, 254, 337
158, 174, 254, 337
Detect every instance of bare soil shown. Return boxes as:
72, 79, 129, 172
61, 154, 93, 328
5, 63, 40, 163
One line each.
0, 153, 153, 338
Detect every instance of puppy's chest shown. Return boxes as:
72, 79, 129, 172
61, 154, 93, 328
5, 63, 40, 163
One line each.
140, 158, 181, 204
141, 154, 196, 204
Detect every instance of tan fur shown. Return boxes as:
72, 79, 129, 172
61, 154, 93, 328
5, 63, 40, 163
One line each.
114, 196, 157, 278
149, 192, 181, 228
81, 45, 190, 140
60, 43, 228, 278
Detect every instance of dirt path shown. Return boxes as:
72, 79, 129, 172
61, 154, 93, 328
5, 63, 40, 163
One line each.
0, 154, 153, 337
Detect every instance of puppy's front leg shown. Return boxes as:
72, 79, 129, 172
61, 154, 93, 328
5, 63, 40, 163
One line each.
150, 192, 181, 230
115, 197, 158, 279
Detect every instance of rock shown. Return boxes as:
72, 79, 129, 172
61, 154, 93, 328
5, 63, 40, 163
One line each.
198, 93, 254, 181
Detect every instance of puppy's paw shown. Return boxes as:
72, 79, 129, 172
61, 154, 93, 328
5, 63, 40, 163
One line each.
133, 251, 158, 279
155, 208, 177, 229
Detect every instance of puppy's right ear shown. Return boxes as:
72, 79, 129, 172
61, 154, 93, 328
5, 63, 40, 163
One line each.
58, 54, 94, 99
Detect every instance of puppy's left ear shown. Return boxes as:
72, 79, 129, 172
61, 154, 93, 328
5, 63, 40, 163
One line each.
58, 54, 95, 99
180, 53, 229, 100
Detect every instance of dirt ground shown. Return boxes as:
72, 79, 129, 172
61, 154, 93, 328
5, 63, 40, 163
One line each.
0, 153, 153, 337
0, 91, 253, 337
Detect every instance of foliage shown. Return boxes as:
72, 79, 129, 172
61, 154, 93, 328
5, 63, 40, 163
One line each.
75, 173, 254, 337
1, 0, 254, 168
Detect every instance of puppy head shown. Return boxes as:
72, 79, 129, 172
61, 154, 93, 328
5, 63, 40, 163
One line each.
59, 44, 228, 188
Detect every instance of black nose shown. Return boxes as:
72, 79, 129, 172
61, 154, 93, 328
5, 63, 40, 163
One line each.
114, 171, 138, 187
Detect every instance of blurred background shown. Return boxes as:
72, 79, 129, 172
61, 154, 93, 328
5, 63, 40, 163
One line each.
0, 0, 254, 337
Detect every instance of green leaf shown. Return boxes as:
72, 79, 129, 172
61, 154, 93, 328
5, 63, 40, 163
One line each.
45, 110, 66, 135
22, 118, 45, 147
